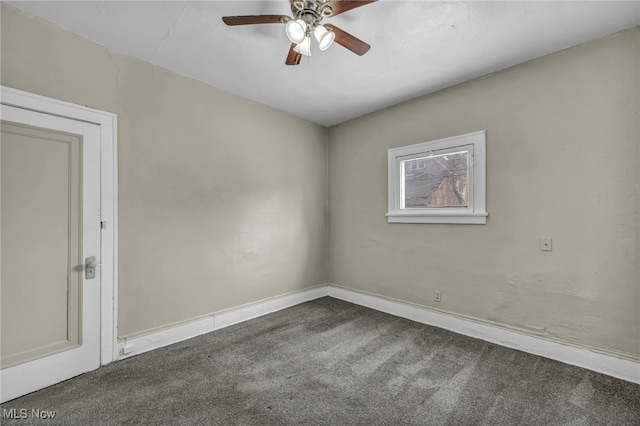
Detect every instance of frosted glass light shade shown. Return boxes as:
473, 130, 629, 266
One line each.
285, 19, 307, 44
293, 37, 312, 56
314, 25, 335, 51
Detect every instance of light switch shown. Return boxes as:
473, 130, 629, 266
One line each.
540, 237, 552, 251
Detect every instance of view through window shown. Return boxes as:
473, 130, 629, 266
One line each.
387, 130, 487, 224
402, 151, 469, 209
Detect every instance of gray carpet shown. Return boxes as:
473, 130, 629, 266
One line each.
2, 297, 639, 425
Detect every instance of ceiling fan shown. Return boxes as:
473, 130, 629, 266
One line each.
222, 0, 377, 65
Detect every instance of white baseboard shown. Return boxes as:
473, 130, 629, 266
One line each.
328, 286, 640, 385
116, 286, 329, 360
115, 283, 638, 384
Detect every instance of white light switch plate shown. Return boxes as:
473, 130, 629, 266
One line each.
540, 237, 552, 251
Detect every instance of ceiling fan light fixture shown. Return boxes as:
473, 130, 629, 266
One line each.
285, 19, 307, 44
293, 36, 312, 56
314, 25, 335, 50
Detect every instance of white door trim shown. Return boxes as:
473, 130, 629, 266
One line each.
1, 86, 119, 366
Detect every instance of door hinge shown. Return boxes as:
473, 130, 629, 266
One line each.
100, 221, 107, 229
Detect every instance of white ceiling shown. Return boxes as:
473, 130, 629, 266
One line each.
6, 1, 640, 126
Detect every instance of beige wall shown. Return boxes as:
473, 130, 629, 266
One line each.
329, 28, 640, 360
2, 4, 638, 360
1, 5, 329, 338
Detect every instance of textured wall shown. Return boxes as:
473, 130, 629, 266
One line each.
3, 4, 638, 360
1, 5, 329, 338
329, 28, 640, 360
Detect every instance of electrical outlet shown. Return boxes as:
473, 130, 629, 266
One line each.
434, 290, 442, 303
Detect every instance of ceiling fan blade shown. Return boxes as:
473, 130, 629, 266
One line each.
324, 0, 377, 17
285, 43, 302, 66
222, 15, 288, 26
324, 24, 371, 56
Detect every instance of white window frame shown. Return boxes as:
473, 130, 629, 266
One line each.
387, 130, 487, 224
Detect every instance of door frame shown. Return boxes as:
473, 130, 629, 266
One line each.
1, 85, 118, 366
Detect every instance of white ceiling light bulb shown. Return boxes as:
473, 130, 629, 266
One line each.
293, 36, 312, 56
314, 25, 335, 51
285, 19, 307, 44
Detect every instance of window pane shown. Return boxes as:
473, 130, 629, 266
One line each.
402, 151, 468, 208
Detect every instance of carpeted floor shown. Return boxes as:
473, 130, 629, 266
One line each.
2, 297, 639, 425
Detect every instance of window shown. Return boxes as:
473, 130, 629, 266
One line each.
387, 130, 487, 224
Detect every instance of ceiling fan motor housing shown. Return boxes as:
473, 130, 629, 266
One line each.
292, 0, 333, 31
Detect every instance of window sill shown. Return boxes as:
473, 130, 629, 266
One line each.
386, 211, 488, 224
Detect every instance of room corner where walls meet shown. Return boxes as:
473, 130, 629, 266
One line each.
1, 3, 330, 340
1, 4, 638, 364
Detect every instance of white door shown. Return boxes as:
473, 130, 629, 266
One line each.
0, 104, 102, 403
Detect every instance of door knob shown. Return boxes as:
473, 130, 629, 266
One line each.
85, 256, 98, 280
